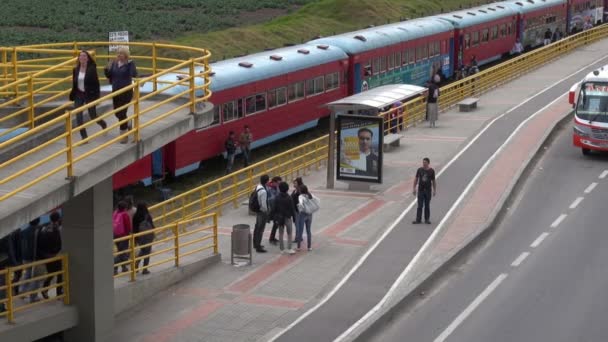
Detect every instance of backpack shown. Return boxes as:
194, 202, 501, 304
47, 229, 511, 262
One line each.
248, 187, 263, 213
38, 223, 62, 256
136, 217, 155, 245
113, 211, 128, 237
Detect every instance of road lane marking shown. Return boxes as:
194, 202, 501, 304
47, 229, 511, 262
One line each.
550, 214, 567, 228
530, 232, 550, 248
584, 182, 597, 194
569, 197, 584, 209
272, 55, 608, 342
433, 273, 508, 342
511, 252, 530, 267
600, 170, 608, 179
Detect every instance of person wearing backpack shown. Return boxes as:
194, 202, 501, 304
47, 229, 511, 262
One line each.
252, 175, 270, 253
113, 201, 133, 275
269, 182, 297, 254
37, 212, 63, 299
297, 185, 320, 251
132, 203, 155, 275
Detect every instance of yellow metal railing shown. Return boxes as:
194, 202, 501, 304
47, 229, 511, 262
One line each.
151, 25, 607, 223
113, 213, 218, 281
0, 42, 212, 203
0, 254, 70, 323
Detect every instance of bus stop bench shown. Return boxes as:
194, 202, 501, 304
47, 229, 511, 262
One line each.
383, 133, 402, 151
457, 97, 479, 112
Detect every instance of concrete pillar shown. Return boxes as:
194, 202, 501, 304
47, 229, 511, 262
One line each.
62, 177, 114, 342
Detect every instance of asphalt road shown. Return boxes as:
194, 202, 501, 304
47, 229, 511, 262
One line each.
275, 53, 608, 342
369, 123, 608, 342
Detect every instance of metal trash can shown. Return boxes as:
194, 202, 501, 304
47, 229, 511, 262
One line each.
231, 224, 252, 265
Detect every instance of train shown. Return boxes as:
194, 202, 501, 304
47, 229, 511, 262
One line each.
112, 0, 607, 189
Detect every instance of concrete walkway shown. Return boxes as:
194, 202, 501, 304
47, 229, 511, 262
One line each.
111, 38, 608, 342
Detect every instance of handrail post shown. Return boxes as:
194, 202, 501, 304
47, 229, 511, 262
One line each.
204, 50, 211, 99
6, 268, 13, 323
174, 223, 180, 267
201, 187, 207, 215
12, 48, 18, 98
213, 213, 218, 254
152, 43, 158, 92
65, 111, 74, 179
27, 76, 35, 128
133, 82, 141, 142
1, 49, 7, 89
129, 234, 137, 282
61, 254, 70, 305
232, 174, 238, 208
189, 61, 195, 114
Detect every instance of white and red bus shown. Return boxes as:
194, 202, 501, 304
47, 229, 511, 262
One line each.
570, 66, 608, 155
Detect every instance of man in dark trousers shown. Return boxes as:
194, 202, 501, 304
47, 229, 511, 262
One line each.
412, 157, 437, 224
253, 175, 270, 253
224, 131, 237, 174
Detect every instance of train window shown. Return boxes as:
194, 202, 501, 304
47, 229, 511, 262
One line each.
212, 105, 220, 125
422, 45, 428, 59
464, 34, 471, 49
481, 29, 489, 43
402, 50, 408, 65
326, 72, 340, 90
395, 52, 401, 68
306, 79, 315, 96
222, 101, 235, 122
245, 93, 266, 115
388, 53, 395, 70
268, 87, 287, 109
472, 31, 479, 46
442, 40, 447, 54
409, 48, 415, 64
435, 41, 441, 56
314, 76, 325, 94
288, 81, 305, 102
380, 56, 387, 73
499, 24, 506, 37
372, 57, 380, 75
491, 26, 498, 40
428, 43, 434, 57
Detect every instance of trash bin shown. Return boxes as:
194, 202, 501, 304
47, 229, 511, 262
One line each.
231, 224, 252, 265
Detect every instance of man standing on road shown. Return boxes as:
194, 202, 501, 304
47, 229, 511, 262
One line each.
412, 157, 436, 225
239, 125, 252, 167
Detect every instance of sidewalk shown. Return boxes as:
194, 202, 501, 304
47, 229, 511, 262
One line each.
112, 38, 608, 342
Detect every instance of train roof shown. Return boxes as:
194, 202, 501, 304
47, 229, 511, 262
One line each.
435, 3, 517, 28
207, 44, 348, 92
502, 0, 567, 14
308, 18, 453, 55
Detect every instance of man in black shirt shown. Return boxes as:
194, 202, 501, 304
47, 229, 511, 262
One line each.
224, 131, 237, 174
412, 157, 437, 224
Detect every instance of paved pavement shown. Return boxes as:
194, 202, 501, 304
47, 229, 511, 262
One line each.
111, 38, 608, 342
370, 120, 608, 342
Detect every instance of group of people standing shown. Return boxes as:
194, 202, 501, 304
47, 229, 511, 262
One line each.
112, 197, 155, 275
69, 47, 137, 143
224, 125, 253, 174
251, 175, 319, 254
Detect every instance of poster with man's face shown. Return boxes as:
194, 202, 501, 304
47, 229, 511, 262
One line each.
336, 115, 383, 183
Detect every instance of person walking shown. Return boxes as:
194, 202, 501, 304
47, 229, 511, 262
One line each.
113, 201, 133, 275
20, 218, 42, 302
427, 75, 440, 128
544, 28, 552, 46
239, 125, 253, 167
253, 175, 270, 253
104, 46, 137, 144
69, 50, 107, 141
296, 185, 320, 251
225, 131, 237, 174
37, 212, 63, 299
267, 176, 282, 245
270, 182, 297, 254
132, 203, 155, 275
412, 157, 437, 224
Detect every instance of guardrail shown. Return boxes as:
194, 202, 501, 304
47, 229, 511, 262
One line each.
113, 213, 218, 282
151, 25, 607, 223
0, 254, 70, 323
0, 42, 212, 203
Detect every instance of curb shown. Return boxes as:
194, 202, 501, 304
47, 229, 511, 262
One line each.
345, 110, 575, 342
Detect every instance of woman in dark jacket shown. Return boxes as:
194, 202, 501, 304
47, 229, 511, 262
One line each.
270, 182, 297, 254
69, 50, 107, 140
132, 202, 154, 275
104, 46, 137, 144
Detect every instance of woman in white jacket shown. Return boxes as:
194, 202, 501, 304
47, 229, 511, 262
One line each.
297, 185, 319, 251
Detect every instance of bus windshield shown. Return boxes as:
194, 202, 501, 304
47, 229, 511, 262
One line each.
576, 82, 608, 123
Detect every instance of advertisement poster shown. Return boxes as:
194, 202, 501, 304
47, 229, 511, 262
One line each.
109, 31, 129, 52
336, 115, 383, 183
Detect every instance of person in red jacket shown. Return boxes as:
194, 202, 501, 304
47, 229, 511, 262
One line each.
113, 201, 132, 275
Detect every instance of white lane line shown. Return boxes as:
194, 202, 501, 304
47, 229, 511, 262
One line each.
433, 273, 508, 342
511, 252, 530, 267
550, 214, 567, 228
584, 182, 598, 194
569, 196, 584, 209
530, 232, 550, 248
600, 170, 608, 179
271, 54, 608, 342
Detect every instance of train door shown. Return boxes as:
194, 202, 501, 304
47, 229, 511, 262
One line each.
454, 29, 463, 70
448, 36, 455, 78
152, 148, 164, 181
353, 62, 362, 94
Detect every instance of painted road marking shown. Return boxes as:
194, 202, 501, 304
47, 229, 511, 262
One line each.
600, 170, 608, 179
569, 197, 584, 209
511, 252, 530, 267
530, 232, 550, 248
271, 54, 608, 342
550, 214, 567, 228
433, 274, 508, 342
584, 182, 597, 194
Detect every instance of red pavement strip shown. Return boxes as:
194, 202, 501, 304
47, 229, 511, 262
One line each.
143, 300, 224, 342
321, 199, 387, 238
435, 95, 571, 254
241, 294, 306, 309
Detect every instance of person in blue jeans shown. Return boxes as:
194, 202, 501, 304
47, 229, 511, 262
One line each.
296, 185, 316, 251
412, 157, 437, 224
